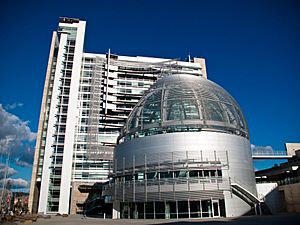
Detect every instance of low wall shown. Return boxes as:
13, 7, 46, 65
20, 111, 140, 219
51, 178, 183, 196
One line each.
256, 183, 285, 213
279, 183, 300, 213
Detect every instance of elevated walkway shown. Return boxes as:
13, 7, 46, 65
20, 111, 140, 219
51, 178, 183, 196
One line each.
252, 150, 292, 159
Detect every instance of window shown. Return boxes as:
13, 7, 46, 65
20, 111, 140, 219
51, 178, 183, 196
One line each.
159, 171, 173, 179
59, 115, 67, 123
81, 118, 88, 125
189, 170, 199, 178
204, 170, 210, 177
174, 170, 187, 178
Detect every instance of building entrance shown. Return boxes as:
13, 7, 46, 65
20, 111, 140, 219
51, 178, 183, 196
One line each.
120, 199, 225, 219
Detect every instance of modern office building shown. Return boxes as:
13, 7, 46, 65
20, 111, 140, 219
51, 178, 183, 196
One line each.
256, 144, 300, 213
29, 17, 207, 215
111, 74, 260, 218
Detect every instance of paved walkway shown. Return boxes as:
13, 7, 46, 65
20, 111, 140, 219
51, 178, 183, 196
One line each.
2, 214, 300, 225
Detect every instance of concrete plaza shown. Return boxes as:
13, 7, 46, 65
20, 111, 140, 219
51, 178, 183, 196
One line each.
5, 214, 298, 225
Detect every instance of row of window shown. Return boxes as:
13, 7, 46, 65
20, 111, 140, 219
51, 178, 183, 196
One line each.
84, 57, 94, 63
74, 162, 112, 169
46, 28, 77, 213
120, 199, 225, 219
117, 81, 146, 87
116, 169, 222, 182
77, 125, 121, 134
122, 126, 203, 143
73, 172, 110, 180
58, 96, 69, 105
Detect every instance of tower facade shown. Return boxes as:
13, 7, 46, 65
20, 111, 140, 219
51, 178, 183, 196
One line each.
29, 17, 207, 214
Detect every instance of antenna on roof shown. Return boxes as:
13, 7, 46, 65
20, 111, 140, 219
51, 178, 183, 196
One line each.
188, 52, 191, 62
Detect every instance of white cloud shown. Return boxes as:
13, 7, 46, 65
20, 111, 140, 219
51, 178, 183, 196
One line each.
4, 102, 24, 110
0, 162, 29, 190
0, 163, 17, 179
0, 178, 29, 189
251, 144, 274, 153
0, 104, 36, 166
15, 160, 31, 167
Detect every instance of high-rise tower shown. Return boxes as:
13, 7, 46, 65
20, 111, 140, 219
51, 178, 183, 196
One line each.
29, 17, 207, 214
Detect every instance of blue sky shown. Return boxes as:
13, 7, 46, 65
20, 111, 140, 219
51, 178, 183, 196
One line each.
0, 0, 299, 190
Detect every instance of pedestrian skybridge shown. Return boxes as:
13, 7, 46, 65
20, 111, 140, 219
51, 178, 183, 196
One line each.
252, 150, 292, 159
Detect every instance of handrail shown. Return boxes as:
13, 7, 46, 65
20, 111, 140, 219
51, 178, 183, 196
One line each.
230, 177, 262, 203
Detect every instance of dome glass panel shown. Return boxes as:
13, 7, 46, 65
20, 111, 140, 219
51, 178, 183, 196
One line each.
119, 74, 249, 142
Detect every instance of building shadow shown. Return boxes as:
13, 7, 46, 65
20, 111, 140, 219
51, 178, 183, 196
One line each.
148, 214, 300, 225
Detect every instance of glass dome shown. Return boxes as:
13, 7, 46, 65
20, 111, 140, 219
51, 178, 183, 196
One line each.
119, 74, 248, 143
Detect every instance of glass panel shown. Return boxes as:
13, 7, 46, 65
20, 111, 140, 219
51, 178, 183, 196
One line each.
221, 103, 237, 126
217, 170, 222, 177
183, 99, 200, 119
189, 170, 199, 178
155, 202, 165, 219
190, 201, 201, 218
166, 84, 184, 99
236, 108, 246, 129
137, 202, 144, 219
213, 201, 219, 217
219, 199, 226, 217
178, 201, 188, 218
160, 171, 173, 179
204, 170, 210, 177
202, 100, 226, 122
142, 102, 161, 124
145, 202, 154, 219
174, 170, 187, 178
129, 202, 134, 219
201, 199, 212, 217
211, 170, 217, 177
167, 100, 184, 120
128, 109, 138, 130
168, 201, 177, 219
122, 74, 249, 140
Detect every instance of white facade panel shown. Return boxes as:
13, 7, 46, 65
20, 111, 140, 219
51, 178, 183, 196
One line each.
104, 87, 117, 93
107, 79, 117, 86
108, 71, 118, 78
59, 21, 86, 214
106, 95, 117, 102
38, 33, 68, 213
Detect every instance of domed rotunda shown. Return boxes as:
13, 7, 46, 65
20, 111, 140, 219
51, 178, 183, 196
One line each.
113, 74, 258, 219
118, 74, 248, 142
